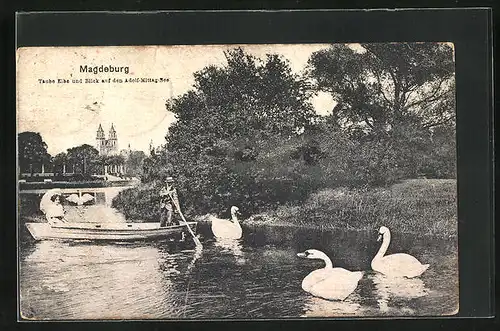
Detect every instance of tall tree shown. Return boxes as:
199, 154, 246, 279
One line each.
167, 48, 316, 151
18, 132, 51, 174
307, 43, 455, 135
66, 144, 100, 175
124, 150, 147, 177
149, 47, 318, 213
53, 152, 69, 174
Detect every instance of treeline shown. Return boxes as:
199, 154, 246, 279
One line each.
112, 44, 456, 219
18, 133, 147, 178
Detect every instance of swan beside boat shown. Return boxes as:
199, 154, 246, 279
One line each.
371, 226, 430, 278
297, 249, 363, 301
210, 206, 243, 239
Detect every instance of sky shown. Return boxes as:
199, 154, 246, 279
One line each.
17, 44, 338, 156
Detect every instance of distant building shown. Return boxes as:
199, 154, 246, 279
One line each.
96, 124, 118, 156
96, 124, 124, 177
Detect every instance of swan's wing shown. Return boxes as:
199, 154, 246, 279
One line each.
379, 254, 428, 277
302, 269, 360, 288
309, 281, 358, 301
213, 226, 242, 239
331, 268, 364, 282
302, 269, 331, 291
65, 194, 79, 204
81, 194, 95, 203
307, 269, 361, 301
208, 215, 226, 224
390, 253, 423, 264
210, 216, 242, 239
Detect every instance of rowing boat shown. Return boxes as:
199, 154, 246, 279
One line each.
25, 221, 198, 241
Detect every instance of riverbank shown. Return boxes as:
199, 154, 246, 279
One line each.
20, 178, 456, 238
19, 178, 140, 191
195, 179, 457, 238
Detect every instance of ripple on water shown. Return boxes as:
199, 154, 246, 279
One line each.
20, 219, 458, 319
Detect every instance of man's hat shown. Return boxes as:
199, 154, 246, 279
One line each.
166, 176, 174, 182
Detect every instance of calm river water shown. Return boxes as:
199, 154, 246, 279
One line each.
19, 188, 458, 320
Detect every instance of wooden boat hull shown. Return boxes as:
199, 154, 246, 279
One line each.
25, 222, 198, 241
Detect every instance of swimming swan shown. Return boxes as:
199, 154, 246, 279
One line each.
371, 226, 430, 278
210, 206, 243, 239
297, 249, 364, 301
66, 193, 95, 205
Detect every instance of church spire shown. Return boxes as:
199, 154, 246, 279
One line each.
96, 124, 105, 139
109, 123, 117, 140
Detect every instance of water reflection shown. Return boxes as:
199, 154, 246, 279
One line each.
20, 202, 458, 320
187, 246, 203, 271
302, 295, 363, 317
370, 273, 430, 314
21, 240, 171, 319
213, 238, 246, 265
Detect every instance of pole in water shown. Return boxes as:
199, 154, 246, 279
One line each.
168, 193, 202, 248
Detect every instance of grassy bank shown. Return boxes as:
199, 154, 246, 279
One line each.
196, 179, 457, 238
21, 178, 456, 238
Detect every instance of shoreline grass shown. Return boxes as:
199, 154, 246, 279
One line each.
20, 179, 457, 239
195, 178, 457, 238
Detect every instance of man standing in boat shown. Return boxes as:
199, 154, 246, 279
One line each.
159, 176, 180, 227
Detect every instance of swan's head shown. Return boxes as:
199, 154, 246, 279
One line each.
377, 226, 390, 241
297, 249, 328, 260
230, 206, 241, 216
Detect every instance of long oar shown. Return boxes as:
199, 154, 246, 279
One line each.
168, 192, 202, 248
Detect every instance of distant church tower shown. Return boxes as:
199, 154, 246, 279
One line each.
108, 123, 117, 152
96, 124, 106, 155
96, 123, 119, 156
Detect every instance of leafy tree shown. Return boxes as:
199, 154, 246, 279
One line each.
307, 43, 455, 134
142, 48, 318, 214
167, 48, 316, 146
141, 146, 173, 183
105, 155, 125, 166
52, 152, 69, 174
307, 43, 456, 179
18, 132, 51, 174
114, 45, 457, 222
124, 150, 147, 177
66, 144, 100, 175
420, 125, 457, 178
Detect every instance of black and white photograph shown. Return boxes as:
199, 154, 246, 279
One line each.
17, 42, 458, 320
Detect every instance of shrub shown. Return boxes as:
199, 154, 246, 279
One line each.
111, 183, 163, 221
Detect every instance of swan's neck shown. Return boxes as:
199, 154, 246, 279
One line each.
319, 254, 333, 269
375, 232, 391, 259
230, 212, 239, 223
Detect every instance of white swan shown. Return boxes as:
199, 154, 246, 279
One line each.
371, 226, 430, 278
65, 193, 95, 205
297, 249, 364, 301
210, 206, 243, 239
